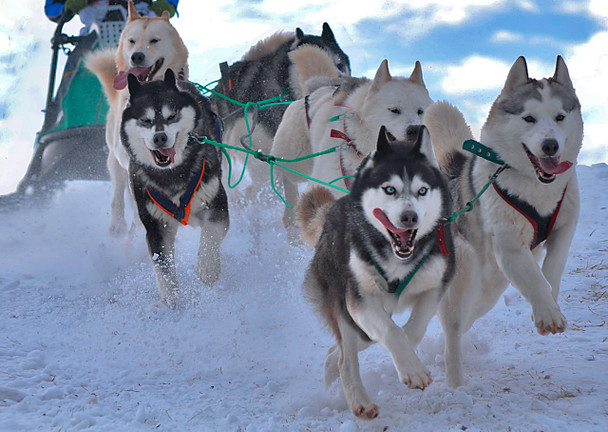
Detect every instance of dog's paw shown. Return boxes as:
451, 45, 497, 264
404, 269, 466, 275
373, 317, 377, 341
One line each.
400, 366, 432, 390
109, 221, 127, 237
352, 402, 379, 420
533, 305, 567, 335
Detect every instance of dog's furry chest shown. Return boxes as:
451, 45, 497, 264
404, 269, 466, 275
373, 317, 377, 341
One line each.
349, 250, 446, 314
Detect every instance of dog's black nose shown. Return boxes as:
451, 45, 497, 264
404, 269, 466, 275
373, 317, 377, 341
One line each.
542, 138, 559, 156
131, 51, 146, 66
153, 132, 168, 148
406, 125, 421, 142
400, 210, 418, 228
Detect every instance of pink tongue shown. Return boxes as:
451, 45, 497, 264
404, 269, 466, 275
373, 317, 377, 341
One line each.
157, 147, 176, 163
113, 66, 153, 90
538, 157, 573, 175
373, 208, 409, 244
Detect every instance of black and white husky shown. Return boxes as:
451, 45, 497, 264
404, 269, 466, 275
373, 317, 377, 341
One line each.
297, 126, 455, 419
121, 69, 229, 308
212, 23, 351, 197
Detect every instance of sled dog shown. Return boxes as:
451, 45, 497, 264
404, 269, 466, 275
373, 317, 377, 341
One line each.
424, 56, 582, 388
298, 126, 455, 419
212, 23, 350, 198
121, 69, 229, 308
86, 1, 189, 235
272, 55, 433, 229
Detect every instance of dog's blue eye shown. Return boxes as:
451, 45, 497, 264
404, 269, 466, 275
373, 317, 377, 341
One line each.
383, 186, 396, 195
555, 114, 565, 122
418, 187, 428, 196
523, 115, 536, 123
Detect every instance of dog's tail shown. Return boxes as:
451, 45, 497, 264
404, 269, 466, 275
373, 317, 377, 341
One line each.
85, 48, 120, 105
289, 44, 340, 97
295, 186, 336, 246
424, 100, 474, 178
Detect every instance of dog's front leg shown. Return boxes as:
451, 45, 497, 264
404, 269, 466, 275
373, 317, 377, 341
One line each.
542, 185, 579, 302
493, 237, 566, 335
143, 218, 179, 308
348, 295, 431, 390
402, 288, 442, 348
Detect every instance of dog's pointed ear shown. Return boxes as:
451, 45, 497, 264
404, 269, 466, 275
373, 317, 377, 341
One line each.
412, 125, 439, 168
295, 27, 304, 43
553, 55, 574, 90
127, 73, 141, 97
503, 56, 529, 92
375, 125, 392, 155
127, 1, 141, 22
371, 60, 392, 92
164, 69, 177, 87
409, 61, 425, 86
161, 10, 171, 21
321, 23, 337, 44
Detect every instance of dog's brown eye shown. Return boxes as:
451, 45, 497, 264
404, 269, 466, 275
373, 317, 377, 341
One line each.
555, 114, 565, 122
389, 108, 401, 115
129, 39, 135, 44
523, 115, 536, 123
150, 38, 160, 44
417, 108, 424, 116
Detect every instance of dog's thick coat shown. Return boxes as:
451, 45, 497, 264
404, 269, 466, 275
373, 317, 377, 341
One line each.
86, 1, 189, 235
424, 56, 582, 388
212, 24, 350, 198
121, 70, 229, 308
298, 126, 455, 419
272, 55, 433, 229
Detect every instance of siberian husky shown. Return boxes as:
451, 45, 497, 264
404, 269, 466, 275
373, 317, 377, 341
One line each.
86, 1, 189, 235
272, 53, 433, 229
121, 69, 229, 308
212, 23, 350, 199
424, 56, 582, 388
297, 126, 455, 419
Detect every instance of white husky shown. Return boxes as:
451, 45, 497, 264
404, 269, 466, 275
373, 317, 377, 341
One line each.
271, 54, 433, 229
424, 56, 582, 388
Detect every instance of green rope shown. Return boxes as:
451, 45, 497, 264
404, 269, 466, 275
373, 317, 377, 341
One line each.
197, 136, 352, 207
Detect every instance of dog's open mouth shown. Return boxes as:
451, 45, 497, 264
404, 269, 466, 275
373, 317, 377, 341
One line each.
373, 208, 417, 260
523, 144, 573, 184
112, 58, 165, 90
151, 147, 175, 167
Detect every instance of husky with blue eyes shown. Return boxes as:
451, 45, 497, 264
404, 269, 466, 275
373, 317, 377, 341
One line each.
121, 69, 229, 309
296, 125, 455, 420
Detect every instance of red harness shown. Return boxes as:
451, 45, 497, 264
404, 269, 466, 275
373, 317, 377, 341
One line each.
330, 126, 364, 191
146, 159, 206, 226
492, 182, 567, 250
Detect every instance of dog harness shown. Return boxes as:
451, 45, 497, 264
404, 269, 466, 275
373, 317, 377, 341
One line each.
492, 182, 567, 250
145, 158, 206, 226
330, 125, 363, 191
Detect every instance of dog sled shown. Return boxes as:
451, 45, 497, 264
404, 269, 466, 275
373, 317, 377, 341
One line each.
0, 6, 128, 206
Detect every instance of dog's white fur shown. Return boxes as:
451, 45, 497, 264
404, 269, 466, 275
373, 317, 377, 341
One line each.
86, 1, 189, 236
425, 56, 582, 388
271, 54, 433, 229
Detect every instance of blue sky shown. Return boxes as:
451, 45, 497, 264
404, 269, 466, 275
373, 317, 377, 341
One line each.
1, 0, 607, 192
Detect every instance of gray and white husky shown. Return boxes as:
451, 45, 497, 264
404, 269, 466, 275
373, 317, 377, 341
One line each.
212, 23, 350, 198
424, 56, 582, 388
297, 126, 455, 419
272, 53, 433, 230
121, 69, 229, 308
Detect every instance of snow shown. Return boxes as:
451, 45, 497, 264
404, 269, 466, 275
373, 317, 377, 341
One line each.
0, 164, 607, 431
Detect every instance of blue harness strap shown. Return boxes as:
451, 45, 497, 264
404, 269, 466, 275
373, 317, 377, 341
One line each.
146, 158, 206, 226
492, 182, 567, 250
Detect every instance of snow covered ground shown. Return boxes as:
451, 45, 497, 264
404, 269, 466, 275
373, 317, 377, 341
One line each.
0, 162, 607, 431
